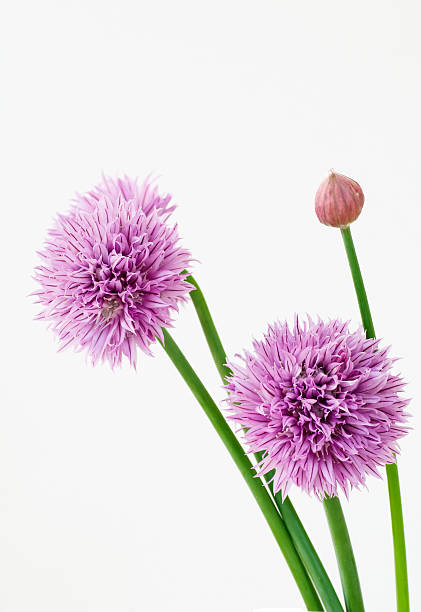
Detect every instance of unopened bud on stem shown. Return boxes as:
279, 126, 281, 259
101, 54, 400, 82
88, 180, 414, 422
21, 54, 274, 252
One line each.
315, 171, 364, 228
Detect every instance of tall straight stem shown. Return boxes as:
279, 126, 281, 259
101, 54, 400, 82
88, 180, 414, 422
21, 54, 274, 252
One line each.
277, 494, 344, 612
187, 274, 344, 611
341, 226, 409, 612
340, 227, 375, 338
323, 497, 364, 612
160, 329, 322, 611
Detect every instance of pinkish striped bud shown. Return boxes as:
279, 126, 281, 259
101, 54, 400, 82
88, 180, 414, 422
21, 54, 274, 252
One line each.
315, 171, 364, 228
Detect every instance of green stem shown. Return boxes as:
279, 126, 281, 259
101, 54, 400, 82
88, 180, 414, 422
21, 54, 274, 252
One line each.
186, 274, 344, 611
341, 226, 409, 612
340, 227, 375, 339
323, 497, 364, 612
187, 275, 231, 383
277, 494, 344, 612
160, 329, 322, 611
386, 463, 409, 612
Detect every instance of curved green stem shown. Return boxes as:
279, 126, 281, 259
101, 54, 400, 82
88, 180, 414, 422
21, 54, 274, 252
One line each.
323, 496, 364, 612
187, 275, 231, 383
341, 226, 409, 612
186, 274, 344, 611
160, 329, 322, 611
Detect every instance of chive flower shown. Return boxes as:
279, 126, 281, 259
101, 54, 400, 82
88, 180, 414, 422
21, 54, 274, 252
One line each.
226, 318, 409, 498
33, 175, 192, 367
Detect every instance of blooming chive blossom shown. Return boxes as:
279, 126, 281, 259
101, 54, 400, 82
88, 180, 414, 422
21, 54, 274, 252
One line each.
33, 176, 192, 367
226, 318, 409, 499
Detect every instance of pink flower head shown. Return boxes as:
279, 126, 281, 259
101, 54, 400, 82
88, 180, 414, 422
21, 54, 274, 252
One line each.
33, 175, 192, 367
315, 171, 364, 228
226, 317, 409, 499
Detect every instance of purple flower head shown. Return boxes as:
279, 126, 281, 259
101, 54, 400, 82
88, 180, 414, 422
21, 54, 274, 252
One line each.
226, 317, 409, 499
33, 175, 192, 367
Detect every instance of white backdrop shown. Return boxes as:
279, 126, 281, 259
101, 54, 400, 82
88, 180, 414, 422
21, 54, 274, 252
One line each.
2, 1, 420, 610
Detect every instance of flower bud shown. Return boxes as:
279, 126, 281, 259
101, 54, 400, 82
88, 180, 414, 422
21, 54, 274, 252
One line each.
315, 171, 364, 228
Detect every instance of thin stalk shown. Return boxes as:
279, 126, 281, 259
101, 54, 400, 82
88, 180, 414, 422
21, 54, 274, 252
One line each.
278, 494, 344, 612
323, 496, 364, 612
386, 463, 409, 612
186, 274, 344, 611
160, 329, 322, 611
187, 275, 231, 383
340, 227, 375, 338
341, 226, 409, 612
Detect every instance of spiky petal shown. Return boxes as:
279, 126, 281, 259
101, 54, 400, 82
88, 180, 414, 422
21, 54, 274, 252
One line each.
33, 175, 192, 367
226, 317, 409, 499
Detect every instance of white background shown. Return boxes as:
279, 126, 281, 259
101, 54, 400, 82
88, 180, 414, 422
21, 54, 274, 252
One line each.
2, 1, 420, 610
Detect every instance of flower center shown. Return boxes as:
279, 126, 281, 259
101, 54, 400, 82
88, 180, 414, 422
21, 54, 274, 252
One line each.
101, 296, 122, 320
